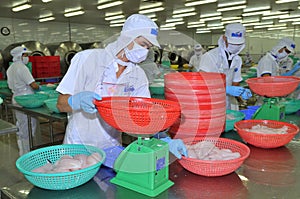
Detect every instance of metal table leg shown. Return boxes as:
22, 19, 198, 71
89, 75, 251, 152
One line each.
27, 115, 33, 150
48, 120, 54, 143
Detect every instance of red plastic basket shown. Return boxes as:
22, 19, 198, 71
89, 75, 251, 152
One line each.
178, 137, 250, 177
234, 120, 299, 148
246, 76, 300, 97
94, 97, 181, 135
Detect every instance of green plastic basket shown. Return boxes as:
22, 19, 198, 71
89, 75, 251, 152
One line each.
149, 83, 164, 95
38, 90, 60, 98
40, 84, 58, 91
16, 144, 106, 190
14, 93, 49, 108
0, 80, 8, 88
44, 98, 60, 113
225, 110, 245, 132
281, 98, 300, 114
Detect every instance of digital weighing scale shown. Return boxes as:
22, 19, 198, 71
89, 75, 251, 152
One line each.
95, 97, 181, 197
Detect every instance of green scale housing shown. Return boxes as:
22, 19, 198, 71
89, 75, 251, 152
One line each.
111, 137, 173, 197
252, 98, 285, 121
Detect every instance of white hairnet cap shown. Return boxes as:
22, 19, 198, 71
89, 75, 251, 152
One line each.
194, 44, 202, 50
121, 14, 160, 48
10, 46, 32, 57
278, 37, 296, 53
225, 23, 246, 44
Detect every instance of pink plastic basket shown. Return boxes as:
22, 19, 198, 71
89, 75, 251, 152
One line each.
246, 76, 300, 97
234, 120, 299, 148
178, 137, 250, 177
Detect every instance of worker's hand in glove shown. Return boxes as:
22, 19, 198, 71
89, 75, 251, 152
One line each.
241, 88, 252, 100
282, 62, 300, 76
68, 91, 101, 113
226, 86, 245, 97
161, 137, 188, 159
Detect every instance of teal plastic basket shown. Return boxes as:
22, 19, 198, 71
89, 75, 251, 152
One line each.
225, 110, 246, 132
38, 90, 60, 99
16, 144, 106, 190
44, 98, 60, 113
0, 80, 8, 88
281, 98, 300, 114
149, 82, 164, 95
14, 93, 49, 108
40, 84, 58, 91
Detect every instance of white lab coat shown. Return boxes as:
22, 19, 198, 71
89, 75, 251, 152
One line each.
256, 52, 279, 77
56, 42, 150, 149
6, 60, 37, 155
189, 53, 202, 70
198, 36, 243, 110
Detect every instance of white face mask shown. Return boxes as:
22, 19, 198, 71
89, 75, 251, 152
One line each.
124, 41, 149, 63
276, 51, 288, 61
227, 43, 243, 54
22, 57, 29, 65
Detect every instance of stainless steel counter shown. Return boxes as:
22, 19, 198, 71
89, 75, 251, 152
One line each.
7, 104, 67, 150
0, 118, 17, 135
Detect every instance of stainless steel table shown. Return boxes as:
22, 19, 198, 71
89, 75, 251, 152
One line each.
0, 119, 18, 135
7, 104, 67, 150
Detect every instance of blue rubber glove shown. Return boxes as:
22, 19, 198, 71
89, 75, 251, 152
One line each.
226, 86, 245, 97
241, 88, 252, 100
68, 91, 101, 113
282, 62, 300, 76
161, 137, 188, 159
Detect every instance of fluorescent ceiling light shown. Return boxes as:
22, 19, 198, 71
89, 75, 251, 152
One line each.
187, 24, 206, 28
105, 15, 124, 20
222, 16, 241, 21
200, 12, 221, 18
276, 0, 298, 3
105, 11, 122, 17
42, 0, 52, 2
196, 30, 211, 33
18, 23, 29, 26
243, 6, 270, 12
280, 14, 300, 19
188, 21, 205, 25
139, 7, 164, 14
166, 18, 183, 23
242, 10, 270, 16
173, 12, 197, 18
145, 14, 156, 18
268, 27, 287, 30
12, 3, 32, 12
185, 0, 217, 7
262, 15, 288, 20
39, 16, 55, 22
85, 27, 96, 30
173, 7, 195, 14
217, 5, 246, 12
97, 1, 123, 10
161, 22, 184, 27
110, 19, 126, 24
222, 20, 242, 24
242, 17, 260, 23
22, 30, 31, 32
110, 23, 124, 27
263, 11, 288, 16
207, 23, 222, 27
160, 27, 176, 30
139, 2, 162, 10
279, 18, 300, 22
64, 10, 85, 17
200, 16, 222, 22
218, 0, 246, 8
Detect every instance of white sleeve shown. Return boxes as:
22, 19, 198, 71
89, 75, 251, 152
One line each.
257, 56, 272, 77
19, 65, 35, 85
198, 52, 215, 72
56, 51, 88, 95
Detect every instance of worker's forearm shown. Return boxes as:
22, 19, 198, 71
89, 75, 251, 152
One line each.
57, 94, 72, 112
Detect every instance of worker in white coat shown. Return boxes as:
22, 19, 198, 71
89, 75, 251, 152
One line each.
189, 44, 203, 71
197, 23, 252, 110
56, 14, 187, 160
256, 37, 300, 77
6, 46, 40, 156
139, 48, 161, 83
